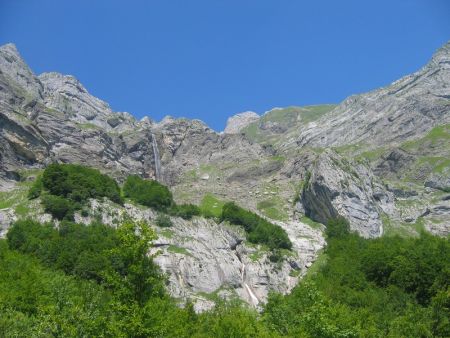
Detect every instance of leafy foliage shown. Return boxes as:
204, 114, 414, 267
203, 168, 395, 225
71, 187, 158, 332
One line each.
35, 163, 122, 219
1, 214, 448, 337
264, 225, 450, 337
42, 163, 122, 204
169, 203, 201, 220
123, 175, 173, 210
221, 202, 292, 250
7, 219, 164, 304
0, 241, 115, 337
325, 216, 350, 238
41, 194, 75, 220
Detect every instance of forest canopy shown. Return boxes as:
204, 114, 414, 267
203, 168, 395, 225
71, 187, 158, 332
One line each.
1, 218, 448, 337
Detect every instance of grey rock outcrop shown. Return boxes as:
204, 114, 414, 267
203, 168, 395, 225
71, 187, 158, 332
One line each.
374, 148, 416, 177
297, 41, 450, 148
0, 208, 16, 238
425, 174, 450, 192
224, 111, 259, 134
71, 199, 325, 311
298, 150, 394, 238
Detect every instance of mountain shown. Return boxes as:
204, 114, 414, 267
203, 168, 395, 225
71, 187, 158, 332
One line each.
0, 41, 449, 310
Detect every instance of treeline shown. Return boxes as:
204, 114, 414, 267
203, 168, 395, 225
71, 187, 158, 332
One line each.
0, 219, 272, 337
263, 218, 450, 337
30, 165, 291, 251
1, 217, 448, 337
123, 175, 202, 220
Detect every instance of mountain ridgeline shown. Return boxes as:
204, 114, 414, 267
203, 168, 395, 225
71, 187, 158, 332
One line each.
0, 41, 449, 336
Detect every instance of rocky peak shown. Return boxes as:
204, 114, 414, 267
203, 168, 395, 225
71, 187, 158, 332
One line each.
38, 71, 114, 126
429, 40, 450, 68
296, 40, 450, 148
0, 43, 43, 99
155, 116, 213, 136
224, 111, 259, 134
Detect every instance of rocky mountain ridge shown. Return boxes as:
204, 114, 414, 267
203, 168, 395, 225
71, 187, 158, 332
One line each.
0, 41, 449, 309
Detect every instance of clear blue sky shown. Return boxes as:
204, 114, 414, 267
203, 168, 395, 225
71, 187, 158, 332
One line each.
1, 1, 449, 130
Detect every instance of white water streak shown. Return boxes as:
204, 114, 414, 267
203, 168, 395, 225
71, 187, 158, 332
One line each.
151, 133, 162, 181
241, 263, 259, 306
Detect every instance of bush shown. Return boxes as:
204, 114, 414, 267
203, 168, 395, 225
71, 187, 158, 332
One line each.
42, 195, 75, 220
361, 233, 450, 306
30, 163, 123, 220
326, 217, 350, 238
169, 204, 201, 220
155, 214, 173, 228
41, 163, 122, 204
264, 229, 450, 337
123, 175, 173, 210
27, 175, 43, 199
221, 202, 292, 250
6, 219, 164, 304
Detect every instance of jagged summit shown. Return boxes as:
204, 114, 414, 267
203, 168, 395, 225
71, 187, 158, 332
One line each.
0, 43, 20, 53
429, 40, 450, 67
0, 43, 43, 99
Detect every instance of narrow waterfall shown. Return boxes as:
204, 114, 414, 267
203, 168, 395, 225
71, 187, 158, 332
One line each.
241, 263, 259, 306
151, 133, 162, 182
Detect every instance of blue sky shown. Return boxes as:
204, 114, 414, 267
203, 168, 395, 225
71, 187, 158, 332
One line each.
1, 1, 449, 130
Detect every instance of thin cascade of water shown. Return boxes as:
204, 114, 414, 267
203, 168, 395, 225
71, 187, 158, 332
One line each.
151, 133, 162, 181
241, 263, 259, 306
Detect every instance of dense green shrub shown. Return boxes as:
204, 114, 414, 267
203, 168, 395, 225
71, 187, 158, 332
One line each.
7, 219, 164, 304
169, 204, 201, 220
27, 175, 43, 199
0, 241, 116, 336
42, 163, 122, 204
221, 202, 292, 250
123, 175, 173, 210
41, 194, 76, 220
325, 216, 350, 238
361, 233, 449, 306
32, 163, 123, 219
264, 229, 450, 337
155, 214, 173, 228
2, 216, 448, 337
0, 225, 195, 337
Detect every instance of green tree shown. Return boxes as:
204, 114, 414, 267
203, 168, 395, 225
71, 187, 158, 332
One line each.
221, 202, 292, 250
123, 175, 173, 210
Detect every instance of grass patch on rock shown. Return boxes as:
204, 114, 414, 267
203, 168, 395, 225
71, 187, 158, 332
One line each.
300, 216, 324, 230
167, 245, 191, 256
257, 196, 288, 222
199, 193, 225, 218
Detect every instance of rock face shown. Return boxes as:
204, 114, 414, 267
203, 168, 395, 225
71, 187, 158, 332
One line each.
0, 43, 271, 188
298, 150, 394, 238
224, 111, 259, 134
297, 41, 450, 148
0, 208, 16, 238
72, 199, 325, 312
